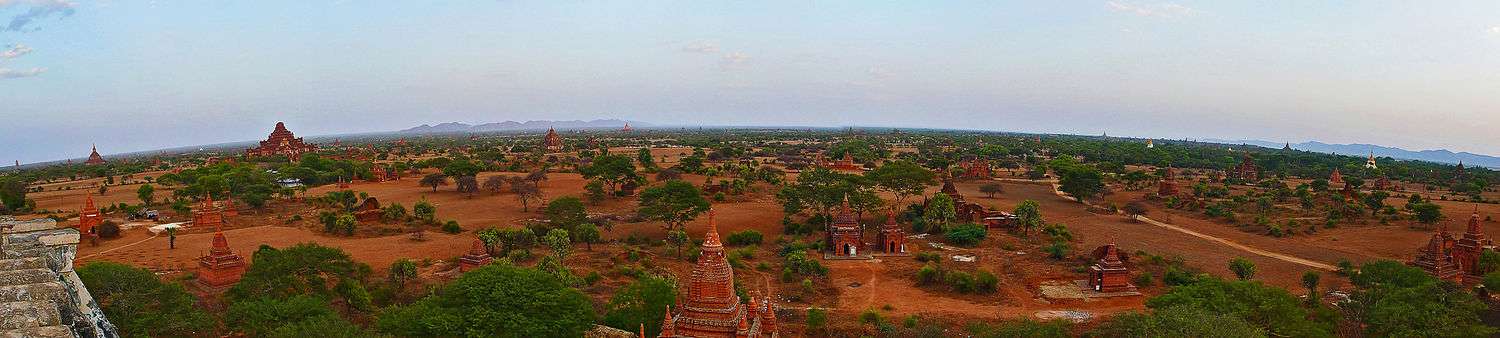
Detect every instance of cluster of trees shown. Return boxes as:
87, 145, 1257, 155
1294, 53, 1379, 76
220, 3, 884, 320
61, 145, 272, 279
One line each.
157, 163, 284, 208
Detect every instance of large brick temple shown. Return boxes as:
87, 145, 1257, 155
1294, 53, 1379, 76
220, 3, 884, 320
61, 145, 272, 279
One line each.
245, 122, 317, 160
659, 211, 777, 338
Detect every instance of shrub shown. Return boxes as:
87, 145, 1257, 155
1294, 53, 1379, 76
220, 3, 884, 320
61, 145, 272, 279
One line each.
806, 308, 827, 331
943, 223, 987, 247
442, 220, 462, 234
904, 315, 919, 328
914, 252, 941, 263
975, 270, 999, 293
946, 271, 975, 293
784, 251, 827, 276
1134, 273, 1155, 287
916, 264, 941, 285
97, 220, 121, 238
860, 309, 882, 325
1044, 241, 1069, 260
725, 230, 764, 246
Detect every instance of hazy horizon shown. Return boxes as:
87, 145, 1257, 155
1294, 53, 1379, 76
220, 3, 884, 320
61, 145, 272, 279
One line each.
4, 1, 1500, 163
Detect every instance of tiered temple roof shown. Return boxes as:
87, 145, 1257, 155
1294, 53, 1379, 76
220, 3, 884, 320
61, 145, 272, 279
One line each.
459, 239, 493, 272
192, 196, 224, 230
196, 231, 246, 291
660, 211, 777, 337
245, 122, 317, 160
544, 128, 564, 152
1453, 211, 1495, 285
1088, 242, 1135, 292
827, 197, 864, 257
1158, 167, 1180, 197
77, 195, 101, 241
877, 210, 905, 254
84, 145, 106, 166
1412, 225, 1462, 282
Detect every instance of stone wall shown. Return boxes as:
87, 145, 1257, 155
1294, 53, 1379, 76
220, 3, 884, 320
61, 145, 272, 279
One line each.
2, 216, 118, 338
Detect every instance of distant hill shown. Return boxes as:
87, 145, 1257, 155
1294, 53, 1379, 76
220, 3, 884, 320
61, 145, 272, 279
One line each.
1204, 139, 1499, 168
399, 119, 649, 134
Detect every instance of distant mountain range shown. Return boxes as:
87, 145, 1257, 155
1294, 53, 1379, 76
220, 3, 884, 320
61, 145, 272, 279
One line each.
1204, 139, 1498, 169
399, 119, 648, 134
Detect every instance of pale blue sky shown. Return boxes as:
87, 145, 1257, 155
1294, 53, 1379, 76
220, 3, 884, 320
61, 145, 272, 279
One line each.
2, 1, 1499, 164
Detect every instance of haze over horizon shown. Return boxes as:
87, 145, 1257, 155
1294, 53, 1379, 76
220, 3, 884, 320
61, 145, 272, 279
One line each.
4, 1, 1500, 164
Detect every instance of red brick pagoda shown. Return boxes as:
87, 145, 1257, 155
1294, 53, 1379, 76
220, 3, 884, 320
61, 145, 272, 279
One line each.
826, 153, 863, 174
1453, 211, 1495, 285
1158, 167, 1180, 197
960, 158, 992, 179
1088, 242, 1135, 293
1231, 154, 1258, 181
1329, 169, 1345, 187
622, 122, 634, 132
827, 197, 864, 257
659, 211, 778, 338
877, 210, 906, 254
1412, 225, 1462, 282
245, 122, 317, 160
459, 239, 493, 272
84, 144, 106, 165
78, 195, 102, 240
543, 127, 564, 152
192, 196, 224, 229
196, 231, 247, 291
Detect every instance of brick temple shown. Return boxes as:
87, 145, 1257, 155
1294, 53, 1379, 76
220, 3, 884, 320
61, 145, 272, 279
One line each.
245, 122, 317, 160
876, 210, 906, 254
192, 196, 224, 229
1157, 167, 1180, 197
543, 127, 564, 152
196, 231, 247, 291
458, 239, 493, 272
77, 195, 101, 241
1231, 154, 1258, 181
84, 144, 106, 165
959, 158, 992, 179
1329, 169, 1345, 187
1453, 211, 1496, 285
827, 197, 864, 257
1412, 224, 1462, 282
1088, 242, 1135, 292
659, 211, 777, 337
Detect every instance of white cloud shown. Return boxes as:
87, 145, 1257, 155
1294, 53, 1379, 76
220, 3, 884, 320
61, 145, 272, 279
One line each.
1, 44, 32, 59
0, 67, 45, 79
1107, 1, 1197, 19
681, 40, 720, 54
1, 0, 75, 32
719, 52, 749, 71
1489, 26, 1500, 35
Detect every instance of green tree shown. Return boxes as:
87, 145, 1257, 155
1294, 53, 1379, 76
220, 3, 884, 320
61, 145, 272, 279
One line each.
1228, 257, 1256, 280
575, 223, 601, 251
227, 295, 365, 338
413, 199, 437, 223
1057, 164, 1104, 202
1348, 260, 1495, 337
865, 160, 936, 207
545, 197, 589, 230
776, 167, 868, 224
1013, 200, 1043, 236
419, 173, 447, 192
979, 183, 1003, 198
602, 275, 676, 336
585, 180, 607, 205
636, 147, 657, 170
0, 176, 29, 213
580, 154, 642, 196
1146, 277, 1334, 337
1412, 202, 1443, 224
227, 243, 373, 312
544, 228, 572, 260
638, 180, 711, 231
76, 262, 213, 337
376, 264, 597, 337
923, 193, 956, 228
1301, 271, 1321, 301
1091, 305, 1266, 338
388, 258, 419, 288
666, 229, 690, 258
136, 183, 155, 206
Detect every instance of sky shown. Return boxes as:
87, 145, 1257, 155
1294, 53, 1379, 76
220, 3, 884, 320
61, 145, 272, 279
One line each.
2, 1, 1499, 164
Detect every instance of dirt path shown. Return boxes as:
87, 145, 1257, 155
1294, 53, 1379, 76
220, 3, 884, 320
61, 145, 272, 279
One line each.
77, 233, 159, 260
1047, 182, 1336, 272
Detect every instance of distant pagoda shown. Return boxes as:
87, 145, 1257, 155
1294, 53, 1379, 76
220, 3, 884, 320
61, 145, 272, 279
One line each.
245, 122, 317, 160
84, 144, 106, 165
543, 127, 564, 152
